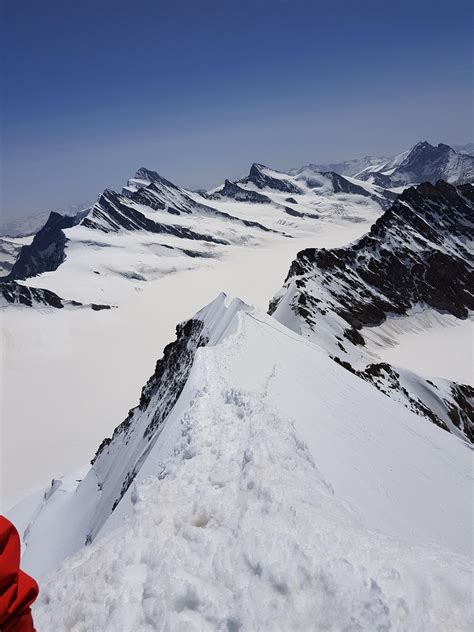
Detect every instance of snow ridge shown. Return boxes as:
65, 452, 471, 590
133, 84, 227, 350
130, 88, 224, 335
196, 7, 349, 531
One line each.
34, 311, 472, 631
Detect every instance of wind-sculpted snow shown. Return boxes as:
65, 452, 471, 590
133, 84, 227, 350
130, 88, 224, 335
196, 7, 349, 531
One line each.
271, 181, 474, 442
23, 298, 472, 630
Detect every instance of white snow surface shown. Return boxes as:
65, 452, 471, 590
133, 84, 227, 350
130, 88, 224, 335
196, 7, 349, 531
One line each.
31, 299, 472, 631
363, 309, 474, 386
1, 209, 377, 507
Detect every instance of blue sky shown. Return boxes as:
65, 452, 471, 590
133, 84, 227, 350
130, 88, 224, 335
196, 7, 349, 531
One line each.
1, 0, 472, 218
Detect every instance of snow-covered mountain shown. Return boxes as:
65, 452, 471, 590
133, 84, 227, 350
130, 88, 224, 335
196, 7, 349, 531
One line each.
8, 294, 472, 630
211, 162, 395, 210
355, 141, 474, 187
453, 142, 474, 155
293, 155, 389, 178
3, 150, 473, 630
2, 165, 386, 307
270, 181, 474, 442
4, 145, 471, 306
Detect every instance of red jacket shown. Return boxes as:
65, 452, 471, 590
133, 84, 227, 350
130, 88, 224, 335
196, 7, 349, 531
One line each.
0, 516, 38, 632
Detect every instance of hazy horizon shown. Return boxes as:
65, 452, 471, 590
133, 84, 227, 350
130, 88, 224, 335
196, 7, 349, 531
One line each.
1, 137, 474, 223
2, 0, 473, 219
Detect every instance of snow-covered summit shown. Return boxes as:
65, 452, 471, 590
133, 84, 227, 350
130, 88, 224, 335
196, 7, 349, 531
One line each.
356, 141, 474, 187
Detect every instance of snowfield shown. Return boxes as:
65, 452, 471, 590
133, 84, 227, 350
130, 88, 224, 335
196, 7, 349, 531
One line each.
363, 309, 474, 386
30, 297, 472, 631
1, 217, 376, 507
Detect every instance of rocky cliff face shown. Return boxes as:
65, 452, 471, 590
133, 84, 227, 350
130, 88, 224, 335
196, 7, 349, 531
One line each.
277, 181, 473, 331
0, 281, 111, 311
85, 295, 244, 541
0, 281, 71, 308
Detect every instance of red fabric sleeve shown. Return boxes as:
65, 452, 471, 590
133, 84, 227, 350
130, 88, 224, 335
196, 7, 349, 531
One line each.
0, 516, 38, 632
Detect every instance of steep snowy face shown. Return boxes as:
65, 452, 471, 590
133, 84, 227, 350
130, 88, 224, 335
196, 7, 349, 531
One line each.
14, 298, 471, 630
270, 181, 474, 442
356, 141, 474, 187
12, 294, 248, 577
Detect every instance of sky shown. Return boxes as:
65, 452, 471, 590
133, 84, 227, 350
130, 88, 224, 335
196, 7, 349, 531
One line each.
1, 0, 473, 219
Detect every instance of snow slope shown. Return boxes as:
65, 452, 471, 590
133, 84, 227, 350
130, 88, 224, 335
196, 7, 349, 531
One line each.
363, 310, 474, 385
2, 159, 385, 506
270, 181, 474, 442
16, 295, 472, 630
1, 217, 375, 507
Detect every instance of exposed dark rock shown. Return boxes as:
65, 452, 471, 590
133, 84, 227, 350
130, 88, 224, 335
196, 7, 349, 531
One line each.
283, 181, 473, 336
5, 212, 79, 281
91, 317, 210, 520
0, 281, 112, 312
210, 180, 272, 204
241, 163, 303, 194
82, 190, 229, 244
1, 281, 66, 308
271, 181, 474, 443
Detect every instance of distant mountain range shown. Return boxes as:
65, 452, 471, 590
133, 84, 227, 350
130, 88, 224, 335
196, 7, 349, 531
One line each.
355, 141, 474, 188
296, 140, 474, 181
2, 141, 473, 304
2, 140, 472, 241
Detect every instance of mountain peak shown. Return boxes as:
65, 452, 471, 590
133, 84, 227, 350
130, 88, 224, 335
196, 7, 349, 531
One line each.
249, 162, 268, 175
134, 167, 162, 182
